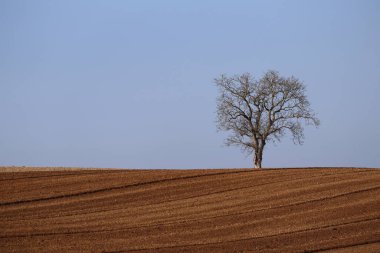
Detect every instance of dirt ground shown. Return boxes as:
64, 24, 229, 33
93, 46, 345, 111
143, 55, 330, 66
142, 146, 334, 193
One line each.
0, 167, 379, 252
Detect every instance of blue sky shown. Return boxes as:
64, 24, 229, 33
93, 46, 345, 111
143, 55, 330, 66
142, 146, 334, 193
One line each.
1, 0, 379, 168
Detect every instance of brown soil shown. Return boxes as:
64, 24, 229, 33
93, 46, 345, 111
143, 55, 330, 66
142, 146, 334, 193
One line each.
0, 167, 379, 253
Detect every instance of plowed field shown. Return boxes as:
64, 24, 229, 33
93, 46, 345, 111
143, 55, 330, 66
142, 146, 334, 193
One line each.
0, 167, 379, 252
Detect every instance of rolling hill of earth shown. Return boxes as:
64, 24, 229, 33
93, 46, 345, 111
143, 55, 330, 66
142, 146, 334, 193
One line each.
0, 167, 379, 253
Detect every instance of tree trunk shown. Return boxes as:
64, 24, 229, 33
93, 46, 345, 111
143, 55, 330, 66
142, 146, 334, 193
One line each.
254, 149, 262, 168
253, 140, 265, 169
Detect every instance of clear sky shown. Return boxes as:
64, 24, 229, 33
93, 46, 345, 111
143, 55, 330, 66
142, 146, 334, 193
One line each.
1, 0, 379, 168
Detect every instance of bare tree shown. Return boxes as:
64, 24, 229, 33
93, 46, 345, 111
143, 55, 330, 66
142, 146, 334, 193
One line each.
215, 70, 320, 168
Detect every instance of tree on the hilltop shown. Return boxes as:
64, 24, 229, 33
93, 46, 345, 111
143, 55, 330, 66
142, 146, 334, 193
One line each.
215, 70, 320, 168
